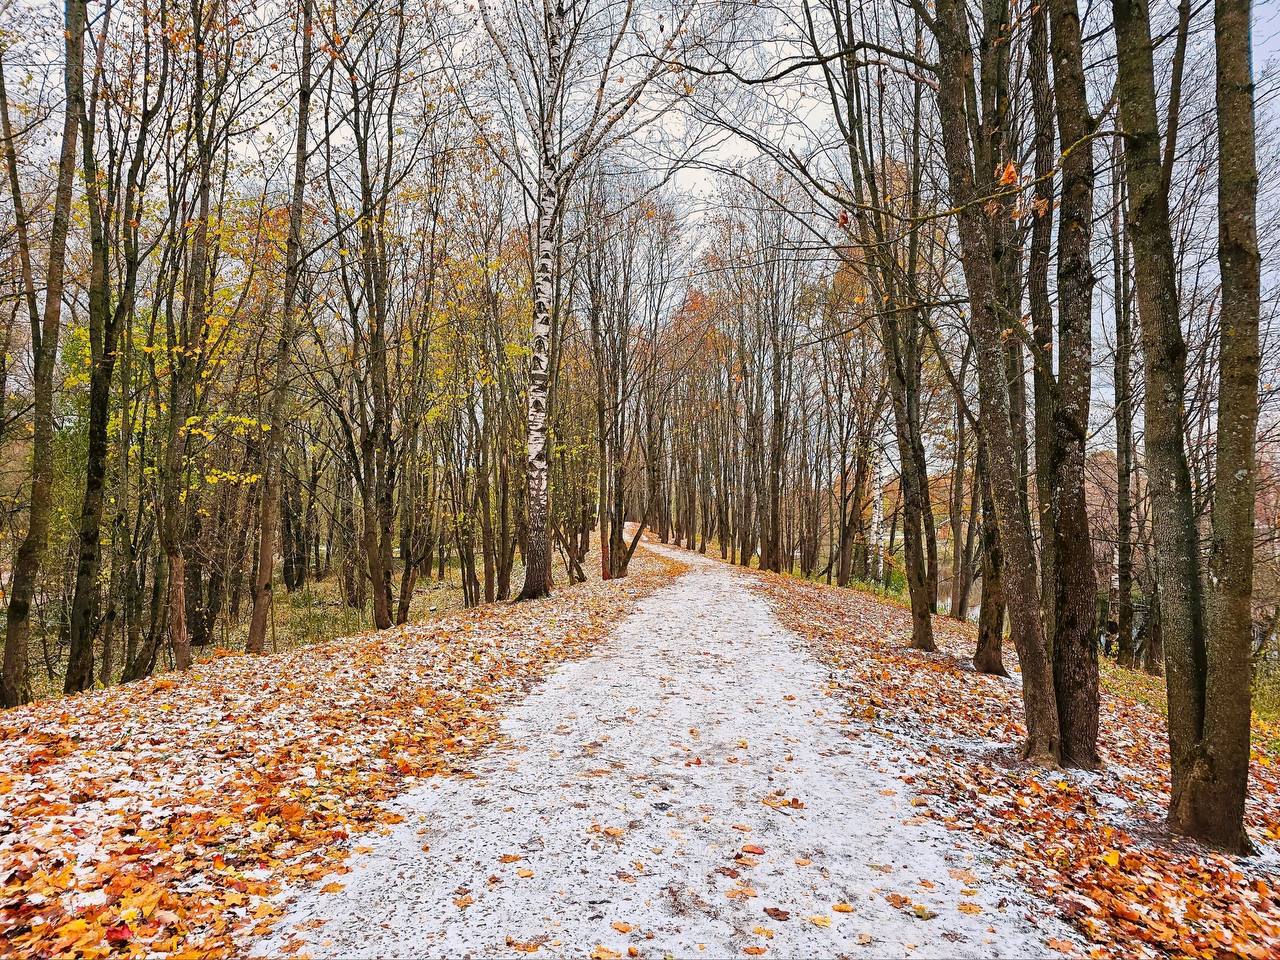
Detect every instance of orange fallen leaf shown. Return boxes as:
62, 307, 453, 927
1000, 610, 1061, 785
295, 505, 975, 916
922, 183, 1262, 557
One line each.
611, 921, 633, 934
832, 902, 853, 913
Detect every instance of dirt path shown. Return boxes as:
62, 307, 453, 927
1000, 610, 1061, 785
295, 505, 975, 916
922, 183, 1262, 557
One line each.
256, 548, 1075, 959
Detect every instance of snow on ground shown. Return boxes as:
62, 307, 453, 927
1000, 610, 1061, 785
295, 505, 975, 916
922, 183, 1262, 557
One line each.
256, 547, 1077, 959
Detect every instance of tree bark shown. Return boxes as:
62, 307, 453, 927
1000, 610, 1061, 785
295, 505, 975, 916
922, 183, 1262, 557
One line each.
974, 442, 1008, 676
1046, 0, 1100, 768
517, 5, 563, 601
1112, 135, 1136, 666
247, 0, 313, 653
1111, 0, 1213, 835
1, 0, 84, 706
1174, 0, 1261, 854
932, 0, 1060, 761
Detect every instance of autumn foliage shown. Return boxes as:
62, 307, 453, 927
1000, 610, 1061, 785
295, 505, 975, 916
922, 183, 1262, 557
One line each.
755, 571, 1280, 958
0, 552, 686, 958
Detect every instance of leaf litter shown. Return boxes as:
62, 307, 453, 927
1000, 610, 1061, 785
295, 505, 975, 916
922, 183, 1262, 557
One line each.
0, 549, 685, 958
255, 544, 1075, 959
752, 567, 1280, 959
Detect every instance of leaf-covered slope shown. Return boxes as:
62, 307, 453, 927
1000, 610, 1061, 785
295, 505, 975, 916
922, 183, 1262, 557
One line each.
753, 569, 1280, 959
0, 551, 686, 959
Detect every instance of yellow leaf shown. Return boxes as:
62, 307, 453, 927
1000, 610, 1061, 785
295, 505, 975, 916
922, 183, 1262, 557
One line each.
958, 902, 982, 915
833, 902, 853, 913
808, 915, 832, 928
1102, 850, 1120, 867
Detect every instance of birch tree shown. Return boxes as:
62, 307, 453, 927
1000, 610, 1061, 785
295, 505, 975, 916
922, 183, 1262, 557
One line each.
471, 0, 707, 599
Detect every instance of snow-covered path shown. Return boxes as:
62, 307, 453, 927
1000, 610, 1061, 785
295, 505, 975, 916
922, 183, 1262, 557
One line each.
256, 550, 1073, 959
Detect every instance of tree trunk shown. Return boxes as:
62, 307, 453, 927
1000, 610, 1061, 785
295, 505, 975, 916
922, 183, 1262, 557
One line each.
247, 0, 313, 653
1, 0, 84, 706
1112, 135, 1136, 666
974, 443, 1008, 676
932, 0, 1059, 761
1111, 0, 1214, 838
1046, 0, 1100, 769
517, 3, 562, 601
1173, 0, 1261, 854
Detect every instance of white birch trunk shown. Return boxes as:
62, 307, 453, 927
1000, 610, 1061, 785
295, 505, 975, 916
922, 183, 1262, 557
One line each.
517, 2, 563, 599
870, 453, 885, 582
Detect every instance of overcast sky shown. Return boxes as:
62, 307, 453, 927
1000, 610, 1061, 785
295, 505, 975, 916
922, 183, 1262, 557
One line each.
1259, 0, 1280, 68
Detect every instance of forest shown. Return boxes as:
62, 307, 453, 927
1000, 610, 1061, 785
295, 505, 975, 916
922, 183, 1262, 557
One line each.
0, 0, 1277, 956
